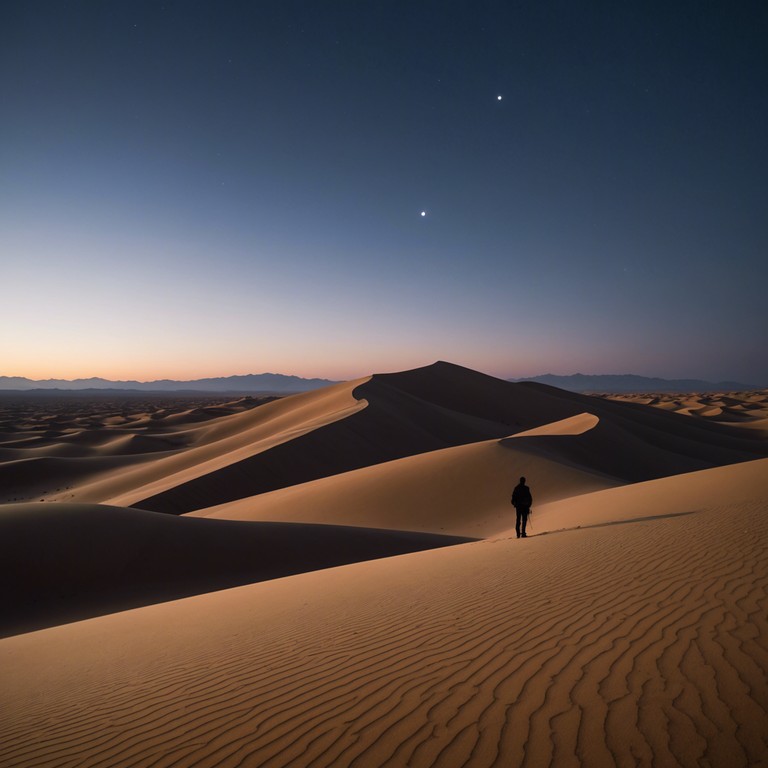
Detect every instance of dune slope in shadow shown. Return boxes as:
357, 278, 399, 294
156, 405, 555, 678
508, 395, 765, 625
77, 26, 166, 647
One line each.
0, 502, 471, 637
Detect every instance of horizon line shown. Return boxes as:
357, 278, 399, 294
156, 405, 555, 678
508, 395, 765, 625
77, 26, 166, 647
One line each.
0, 367, 763, 388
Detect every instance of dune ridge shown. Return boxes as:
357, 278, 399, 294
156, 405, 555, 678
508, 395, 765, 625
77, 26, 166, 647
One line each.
0, 393, 274, 502
123, 365, 583, 515
2, 363, 764, 515
34, 378, 367, 507
126, 365, 768, 515
190, 421, 622, 536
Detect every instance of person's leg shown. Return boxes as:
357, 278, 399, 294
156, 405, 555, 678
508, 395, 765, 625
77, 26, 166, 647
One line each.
521, 509, 528, 537
515, 509, 521, 538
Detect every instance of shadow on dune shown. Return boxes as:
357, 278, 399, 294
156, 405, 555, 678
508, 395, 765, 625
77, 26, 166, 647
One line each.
0, 502, 473, 638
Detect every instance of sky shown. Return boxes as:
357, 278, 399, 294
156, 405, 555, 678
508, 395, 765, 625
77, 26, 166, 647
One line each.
2, 1, 766, 384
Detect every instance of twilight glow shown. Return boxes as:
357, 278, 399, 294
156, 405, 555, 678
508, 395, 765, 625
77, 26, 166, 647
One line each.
2, 2, 766, 383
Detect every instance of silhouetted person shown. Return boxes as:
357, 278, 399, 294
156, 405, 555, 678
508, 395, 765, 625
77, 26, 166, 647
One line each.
512, 476, 532, 538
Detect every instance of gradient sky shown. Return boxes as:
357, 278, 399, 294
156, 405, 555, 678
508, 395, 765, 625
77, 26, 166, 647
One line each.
2, 1, 767, 383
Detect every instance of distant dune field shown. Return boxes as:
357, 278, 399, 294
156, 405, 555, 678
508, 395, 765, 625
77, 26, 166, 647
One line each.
1, 362, 766, 767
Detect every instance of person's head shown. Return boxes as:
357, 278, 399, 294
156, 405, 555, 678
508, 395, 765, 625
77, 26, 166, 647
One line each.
519, 476, 526, 484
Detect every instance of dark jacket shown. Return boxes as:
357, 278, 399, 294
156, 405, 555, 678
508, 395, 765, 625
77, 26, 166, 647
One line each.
512, 483, 532, 509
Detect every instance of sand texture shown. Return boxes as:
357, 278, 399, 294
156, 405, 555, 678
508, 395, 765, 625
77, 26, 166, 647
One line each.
1, 362, 767, 767
602, 389, 768, 432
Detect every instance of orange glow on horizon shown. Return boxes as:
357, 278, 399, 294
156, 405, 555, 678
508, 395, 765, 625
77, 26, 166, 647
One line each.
0, 358, 555, 384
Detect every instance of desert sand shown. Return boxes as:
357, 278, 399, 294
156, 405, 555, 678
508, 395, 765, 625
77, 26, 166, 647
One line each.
602, 389, 768, 429
1, 362, 766, 767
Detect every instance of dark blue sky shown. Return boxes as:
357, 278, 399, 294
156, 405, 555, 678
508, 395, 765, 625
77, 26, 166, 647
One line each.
2, 1, 766, 382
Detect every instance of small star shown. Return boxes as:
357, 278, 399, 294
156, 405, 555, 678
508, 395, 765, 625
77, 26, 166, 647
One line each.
497, 95, 502, 101
420, 211, 426, 217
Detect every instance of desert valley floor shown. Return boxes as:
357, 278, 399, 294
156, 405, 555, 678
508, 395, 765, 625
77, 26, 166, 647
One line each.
1, 362, 767, 767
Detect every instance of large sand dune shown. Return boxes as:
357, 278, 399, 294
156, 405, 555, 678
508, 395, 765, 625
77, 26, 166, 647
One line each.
1, 362, 766, 766
1, 461, 765, 767
124, 365, 768, 515
189, 400, 767, 537
189, 414, 621, 536
2, 363, 763, 516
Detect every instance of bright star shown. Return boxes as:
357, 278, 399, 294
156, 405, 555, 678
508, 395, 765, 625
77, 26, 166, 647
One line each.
497, 95, 502, 101
420, 211, 426, 217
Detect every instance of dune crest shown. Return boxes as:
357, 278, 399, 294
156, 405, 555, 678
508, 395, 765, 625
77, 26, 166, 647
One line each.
507, 411, 599, 437
190, 432, 619, 536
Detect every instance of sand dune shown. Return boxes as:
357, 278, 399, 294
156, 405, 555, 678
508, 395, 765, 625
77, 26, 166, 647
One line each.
530, 455, 768, 534
0, 453, 162, 503
0, 502, 469, 637
0, 393, 272, 502
127, 366, 768, 515
2, 363, 767, 766
122, 364, 590, 515
27, 378, 367, 506
2, 364, 764, 513
510, 411, 599, 436
1, 461, 765, 767
604, 389, 768, 433
190, 404, 767, 537
190, 413, 621, 536
191, 429, 619, 537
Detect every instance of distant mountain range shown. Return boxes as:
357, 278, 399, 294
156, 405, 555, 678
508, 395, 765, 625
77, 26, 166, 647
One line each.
0, 373, 339, 393
512, 373, 761, 393
0, 371, 761, 395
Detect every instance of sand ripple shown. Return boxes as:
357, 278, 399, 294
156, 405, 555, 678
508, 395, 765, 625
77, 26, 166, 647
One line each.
1, 501, 765, 767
